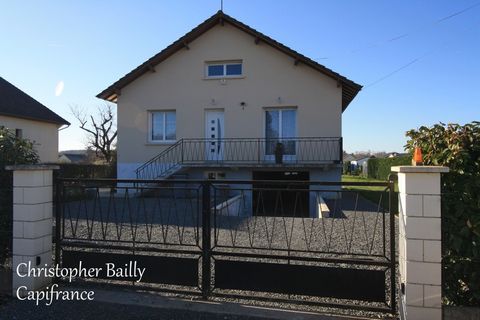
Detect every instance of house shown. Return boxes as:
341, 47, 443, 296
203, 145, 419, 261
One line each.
351, 156, 374, 168
387, 152, 408, 158
58, 150, 88, 164
343, 153, 356, 163
351, 155, 375, 173
0, 77, 70, 162
96, 11, 362, 216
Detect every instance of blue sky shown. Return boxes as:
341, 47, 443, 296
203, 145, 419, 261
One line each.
1, 1, 479, 153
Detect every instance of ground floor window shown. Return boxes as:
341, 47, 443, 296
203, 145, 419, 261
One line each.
15, 128, 22, 138
150, 111, 176, 142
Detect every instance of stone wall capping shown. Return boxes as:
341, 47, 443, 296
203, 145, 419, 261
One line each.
391, 166, 449, 173
5, 164, 59, 171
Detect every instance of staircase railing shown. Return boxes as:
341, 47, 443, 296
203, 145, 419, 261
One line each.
136, 137, 342, 180
135, 139, 184, 180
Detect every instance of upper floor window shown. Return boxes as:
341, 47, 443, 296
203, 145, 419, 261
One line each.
150, 111, 176, 142
206, 61, 243, 78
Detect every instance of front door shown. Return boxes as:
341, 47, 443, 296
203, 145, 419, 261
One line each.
205, 110, 224, 161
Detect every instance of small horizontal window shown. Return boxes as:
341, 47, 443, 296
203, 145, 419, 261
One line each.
206, 61, 243, 78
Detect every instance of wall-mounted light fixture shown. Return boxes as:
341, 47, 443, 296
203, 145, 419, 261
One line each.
240, 101, 247, 110
211, 98, 216, 106
277, 97, 282, 104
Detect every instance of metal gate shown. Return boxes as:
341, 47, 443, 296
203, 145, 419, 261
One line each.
0, 171, 13, 298
55, 178, 396, 314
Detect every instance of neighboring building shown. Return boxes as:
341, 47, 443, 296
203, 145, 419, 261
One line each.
387, 152, 408, 158
58, 150, 88, 164
351, 156, 374, 168
351, 155, 375, 174
343, 153, 356, 163
0, 77, 70, 162
96, 11, 362, 216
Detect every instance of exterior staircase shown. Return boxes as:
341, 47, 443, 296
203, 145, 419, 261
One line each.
135, 139, 185, 180
135, 137, 343, 180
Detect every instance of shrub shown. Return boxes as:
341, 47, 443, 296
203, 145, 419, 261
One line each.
405, 121, 480, 306
55, 163, 116, 179
343, 161, 352, 174
0, 127, 39, 265
367, 156, 411, 180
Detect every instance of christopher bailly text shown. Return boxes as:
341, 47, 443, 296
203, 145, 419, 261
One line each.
16, 261, 145, 305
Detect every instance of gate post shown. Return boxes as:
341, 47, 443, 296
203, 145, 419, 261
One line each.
392, 166, 449, 320
201, 181, 212, 299
6, 165, 58, 297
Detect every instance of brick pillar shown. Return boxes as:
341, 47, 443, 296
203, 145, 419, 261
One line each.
6, 165, 58, 297
392, 166, 449, 320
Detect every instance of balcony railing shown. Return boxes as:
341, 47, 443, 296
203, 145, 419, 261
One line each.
136, 137, 342, 180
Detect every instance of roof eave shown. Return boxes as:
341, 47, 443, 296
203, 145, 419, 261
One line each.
0, 112, 70, 126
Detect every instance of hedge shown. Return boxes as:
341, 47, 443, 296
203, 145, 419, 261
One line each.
54, 163, 116, 179
0, 127, 39, 266
366, 156, 411, 180
406, 121, 480, 306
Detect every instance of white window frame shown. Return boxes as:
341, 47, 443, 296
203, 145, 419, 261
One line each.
263, 107, 298, 160
264, 107, 297, 139
205, 61, 243, 78
148, 110, 176, 143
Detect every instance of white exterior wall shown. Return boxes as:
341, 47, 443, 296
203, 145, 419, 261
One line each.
0, 115, 60, 163
115, 23, 343, 178
8, 165, 57, 297
392, 166, 449, 320
309, 166, 342, 217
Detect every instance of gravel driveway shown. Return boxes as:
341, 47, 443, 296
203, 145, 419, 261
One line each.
62, 191, 393, 257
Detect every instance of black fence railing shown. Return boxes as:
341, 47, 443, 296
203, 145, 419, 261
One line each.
136, 137, 342, 180
55, 178, 396, 315
0, 171, 13, 297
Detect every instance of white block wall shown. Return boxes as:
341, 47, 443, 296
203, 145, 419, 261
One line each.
7, 166, 58, 297
392, 166, 449, 320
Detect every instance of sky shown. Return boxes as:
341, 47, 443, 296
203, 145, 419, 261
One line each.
1, 1, 479, 153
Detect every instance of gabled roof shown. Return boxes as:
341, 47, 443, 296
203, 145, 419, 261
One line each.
59, 153, 87, 163
343, 154, 357, 162
97, 11, 362, 111
0, 77, 70, 126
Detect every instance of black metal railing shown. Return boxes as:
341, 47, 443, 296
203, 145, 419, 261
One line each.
0, 171, 13, 297
136, 137, 342, 180
55, 177, 396, 315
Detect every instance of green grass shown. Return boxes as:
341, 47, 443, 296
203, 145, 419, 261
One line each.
341, 175, 398, 214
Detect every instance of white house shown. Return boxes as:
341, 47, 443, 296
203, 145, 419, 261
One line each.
0, 77, 69, 163
96, 11, 362, 216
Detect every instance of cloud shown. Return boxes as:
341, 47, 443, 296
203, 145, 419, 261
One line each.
55, 81, 64, 97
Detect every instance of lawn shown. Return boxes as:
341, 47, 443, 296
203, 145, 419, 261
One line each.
341, 175, 399, 214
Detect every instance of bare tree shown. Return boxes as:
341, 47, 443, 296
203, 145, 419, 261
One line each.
70, 104, 117, 163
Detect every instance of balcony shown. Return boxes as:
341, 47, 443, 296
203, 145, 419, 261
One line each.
136, 137, 342, 180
